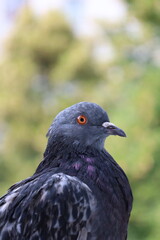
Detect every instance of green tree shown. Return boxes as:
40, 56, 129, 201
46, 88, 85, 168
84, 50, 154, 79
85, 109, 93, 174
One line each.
99, 1, 160, 239
0, 9, 101, 194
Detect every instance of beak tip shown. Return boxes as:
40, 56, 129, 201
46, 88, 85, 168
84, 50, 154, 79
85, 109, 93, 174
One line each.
123, 133, 127, 138
119, 130, 127, 138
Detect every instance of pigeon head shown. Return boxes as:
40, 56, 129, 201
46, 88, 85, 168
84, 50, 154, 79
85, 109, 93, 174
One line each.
47, 102, 126, 150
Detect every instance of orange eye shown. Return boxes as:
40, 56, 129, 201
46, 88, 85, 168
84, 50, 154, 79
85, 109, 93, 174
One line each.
77, 115, 88, 125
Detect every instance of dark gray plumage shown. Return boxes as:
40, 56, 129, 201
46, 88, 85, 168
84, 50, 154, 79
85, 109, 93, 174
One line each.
0, 102, 133, 240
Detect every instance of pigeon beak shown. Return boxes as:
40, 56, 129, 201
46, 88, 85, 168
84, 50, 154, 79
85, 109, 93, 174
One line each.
102, 122, 126, 137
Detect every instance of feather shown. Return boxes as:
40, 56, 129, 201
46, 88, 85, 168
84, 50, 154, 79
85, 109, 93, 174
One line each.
0, 173, 96, 240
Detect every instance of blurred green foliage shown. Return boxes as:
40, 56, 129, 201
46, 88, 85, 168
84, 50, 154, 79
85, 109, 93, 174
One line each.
0, 2, 160, 239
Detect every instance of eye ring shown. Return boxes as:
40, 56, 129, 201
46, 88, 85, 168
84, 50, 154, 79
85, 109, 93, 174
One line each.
77, 115, 88, 125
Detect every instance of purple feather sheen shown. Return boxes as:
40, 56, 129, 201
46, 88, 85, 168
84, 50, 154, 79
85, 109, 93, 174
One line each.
87, 165, 97, 179
81, 155, 95, 164
85, 157, 94, 163
72, 162, 82, 171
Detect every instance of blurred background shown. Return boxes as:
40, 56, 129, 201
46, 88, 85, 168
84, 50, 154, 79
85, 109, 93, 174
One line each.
0, 0, 160, 239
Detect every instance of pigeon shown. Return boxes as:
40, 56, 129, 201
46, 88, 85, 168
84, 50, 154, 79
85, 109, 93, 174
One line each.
0, 102, 133, 240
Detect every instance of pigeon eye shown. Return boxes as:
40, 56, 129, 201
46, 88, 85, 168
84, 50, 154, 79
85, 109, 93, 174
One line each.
77, 115, 88, 125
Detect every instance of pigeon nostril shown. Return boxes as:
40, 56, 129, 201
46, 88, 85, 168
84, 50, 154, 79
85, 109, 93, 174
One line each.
107, 126, 116, 130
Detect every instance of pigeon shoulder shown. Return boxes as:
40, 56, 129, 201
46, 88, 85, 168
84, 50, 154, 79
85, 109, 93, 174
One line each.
0, 172, 96, 240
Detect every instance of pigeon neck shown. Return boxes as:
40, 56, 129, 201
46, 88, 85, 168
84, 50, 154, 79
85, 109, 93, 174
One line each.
44, 138, 100, 158
35, 137, 103, 174
45, 134, 103, 157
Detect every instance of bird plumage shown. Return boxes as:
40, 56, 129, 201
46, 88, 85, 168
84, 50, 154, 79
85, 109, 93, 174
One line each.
0, 102, 133, 240
0, 173, 95, 240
